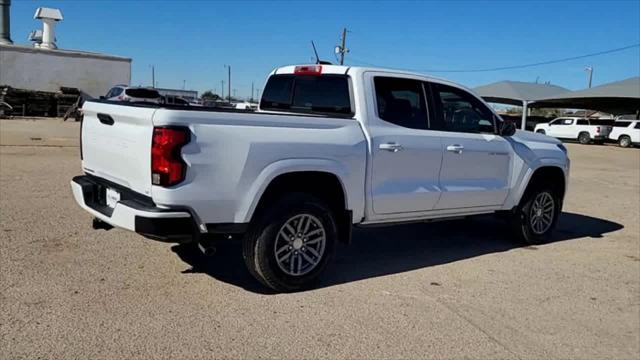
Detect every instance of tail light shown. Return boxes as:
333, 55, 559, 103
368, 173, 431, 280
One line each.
151, 127, 190, 187
596, 126, 601, 133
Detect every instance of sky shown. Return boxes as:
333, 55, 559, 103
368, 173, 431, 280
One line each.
8, 0, 640, 99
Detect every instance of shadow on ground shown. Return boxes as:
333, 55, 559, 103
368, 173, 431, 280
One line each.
171, 212, 623, 294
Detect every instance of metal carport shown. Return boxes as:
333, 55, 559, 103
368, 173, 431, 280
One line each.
531, 77, 640, 118
473, 81, 571, 130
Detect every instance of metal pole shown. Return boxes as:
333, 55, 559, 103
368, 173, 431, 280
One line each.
221, 80, 224, 100
224, 65, 231, 103
151, 66, 155, 88
521, 101, 528, 131
251, 82, 254, 102
339, 27, 347, 65
585, 66, 593, 88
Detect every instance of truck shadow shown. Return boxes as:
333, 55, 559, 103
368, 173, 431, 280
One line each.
171, 212, 623, 294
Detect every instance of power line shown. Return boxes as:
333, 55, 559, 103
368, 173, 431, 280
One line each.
349, 43, 640, 73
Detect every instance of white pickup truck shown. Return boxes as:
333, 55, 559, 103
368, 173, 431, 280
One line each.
534, 117, 612, 144
71, 64, 570, 291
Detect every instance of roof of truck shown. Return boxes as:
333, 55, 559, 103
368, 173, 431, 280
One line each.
271, 64, 474, 94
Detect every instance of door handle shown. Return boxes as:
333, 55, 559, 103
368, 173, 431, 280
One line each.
97, 113, 114, 126
379, 142, 403, 152
446, 144, 464, 154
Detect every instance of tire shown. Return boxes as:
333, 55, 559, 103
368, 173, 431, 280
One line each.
242, 193, 337, 292
509, 184, 561, 245
618, 135, 632, 148
536, 130, 546, 135
578, 132, 591, 144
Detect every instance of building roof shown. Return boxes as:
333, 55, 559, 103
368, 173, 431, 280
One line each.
0, 43, 131, 62
473, 80, 571, 106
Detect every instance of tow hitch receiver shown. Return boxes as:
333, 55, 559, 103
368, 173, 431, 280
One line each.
92, 217, 114, 231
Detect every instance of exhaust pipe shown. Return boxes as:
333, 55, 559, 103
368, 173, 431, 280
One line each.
197, 239, 216, 256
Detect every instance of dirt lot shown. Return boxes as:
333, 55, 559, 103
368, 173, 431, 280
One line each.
1, 118, 639, 359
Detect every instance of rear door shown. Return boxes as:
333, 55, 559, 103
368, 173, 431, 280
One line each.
365, 74, 443, 215
430, 83, 512, 209
81, 101, 157, 196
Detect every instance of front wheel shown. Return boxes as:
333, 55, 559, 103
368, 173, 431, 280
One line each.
619, 135, 632, 148
509, 186, 561, 245
242, 193, 337, 292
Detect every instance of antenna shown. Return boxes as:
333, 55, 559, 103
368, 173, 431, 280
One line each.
310, 40, 333, 65
311, 41, 320, 64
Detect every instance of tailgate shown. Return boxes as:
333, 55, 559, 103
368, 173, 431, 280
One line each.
81, 101, 157, 196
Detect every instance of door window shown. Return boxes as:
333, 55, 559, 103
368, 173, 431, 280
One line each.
374, 77, 428, 130
613, 121, 631, 127
577, 119, 588, 125
635, 122, 640, 129
433, 84, 495, 133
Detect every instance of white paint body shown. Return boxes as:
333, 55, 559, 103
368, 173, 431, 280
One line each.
74, 65, 570, 233
608, 120, 640, 145
533, 117, 612, 141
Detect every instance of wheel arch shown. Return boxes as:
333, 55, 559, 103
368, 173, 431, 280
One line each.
523, 165, 566, 203
236, 160, 356, 243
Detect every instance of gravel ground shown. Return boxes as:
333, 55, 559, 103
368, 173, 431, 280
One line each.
1, 118, 639, 359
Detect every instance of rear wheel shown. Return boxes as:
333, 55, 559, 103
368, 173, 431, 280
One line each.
619, 135, 632, 148
242, 193, 337, 292
536, 129, 546, 135
578, 132, 591, 144
509, 184, 561, 245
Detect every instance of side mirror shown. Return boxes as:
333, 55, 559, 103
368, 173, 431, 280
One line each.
499, 119, 516, 136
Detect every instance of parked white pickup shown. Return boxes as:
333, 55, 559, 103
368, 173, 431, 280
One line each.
609, 119, 640, 147
71, 64, 570, 291
534, 117, 612, 144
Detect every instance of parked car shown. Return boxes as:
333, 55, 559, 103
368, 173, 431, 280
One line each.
534, 117, 612, 144
608, 120, 640, 148
163, 95, 191, 106
103, 85, 162, 104
71, 64, 570, 292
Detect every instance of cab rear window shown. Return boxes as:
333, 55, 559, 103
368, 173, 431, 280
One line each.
125, 88, 161, 99
261, 74, 353, 116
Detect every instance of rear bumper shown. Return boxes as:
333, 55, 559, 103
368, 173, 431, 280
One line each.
71, 175, 196, 241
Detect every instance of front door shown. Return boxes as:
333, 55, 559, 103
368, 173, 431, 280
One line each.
430, 83, 512, 209
366, 74, 443, 215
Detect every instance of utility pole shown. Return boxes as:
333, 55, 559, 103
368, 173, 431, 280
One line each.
151, 65, 155, 88
251, 82, 254, 102
585, 66, 593, 88
182, 80, 186, 90
224, 65, 231, 103
233, 89, 237, 98
221, 80, 225, 100
337, 28, 349, 65
256, 88, 260, 102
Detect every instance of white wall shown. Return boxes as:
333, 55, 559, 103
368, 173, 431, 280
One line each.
0, 45, 131, 98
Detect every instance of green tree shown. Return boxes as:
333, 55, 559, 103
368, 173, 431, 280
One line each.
201, 90, 220, 100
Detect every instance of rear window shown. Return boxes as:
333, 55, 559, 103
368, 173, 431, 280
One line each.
125, 88, 161, 99
261, 74, 352, 116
